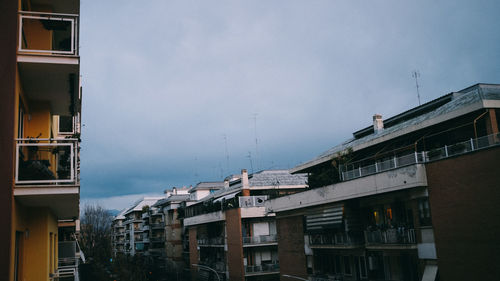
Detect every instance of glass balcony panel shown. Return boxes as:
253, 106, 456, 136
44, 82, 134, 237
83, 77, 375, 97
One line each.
19, 11, 78, 55
16, 138, 78, 185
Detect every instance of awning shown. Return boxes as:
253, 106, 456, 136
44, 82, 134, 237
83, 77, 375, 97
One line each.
421, 265, 438, 281
306, 204, 343, 232
213, 192, 238, 203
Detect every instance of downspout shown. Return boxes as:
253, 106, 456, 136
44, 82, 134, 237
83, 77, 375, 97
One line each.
473, 110, 488, 139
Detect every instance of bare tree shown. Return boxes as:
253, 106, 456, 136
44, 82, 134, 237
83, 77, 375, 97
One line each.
80, 204, 112, 264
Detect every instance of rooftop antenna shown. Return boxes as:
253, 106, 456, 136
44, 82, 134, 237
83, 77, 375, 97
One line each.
253, 113, 260, 171
412, 70, 421, 105
246, 151, 254, 174
223, 134, 230, 173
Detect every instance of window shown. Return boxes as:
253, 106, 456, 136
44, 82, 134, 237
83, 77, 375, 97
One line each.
418, 199, 432, 226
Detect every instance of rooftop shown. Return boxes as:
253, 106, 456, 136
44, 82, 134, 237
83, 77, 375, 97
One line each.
124, 197, 164, 215
291, 83, 500, 173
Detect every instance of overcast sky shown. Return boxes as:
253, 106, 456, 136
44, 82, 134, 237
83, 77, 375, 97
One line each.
79, 0, 500, 210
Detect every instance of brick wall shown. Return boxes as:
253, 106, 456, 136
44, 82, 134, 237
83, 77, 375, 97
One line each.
276, 215, 308, 281
426, 146, 500, 281
226, 208, 244, 281
188, 227, 198, 281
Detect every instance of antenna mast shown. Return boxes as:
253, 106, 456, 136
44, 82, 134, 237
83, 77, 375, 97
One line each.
247, 151, 254, 174
223, 134, 230, 174
253, 113, 260, 171
412, 70, 421, 105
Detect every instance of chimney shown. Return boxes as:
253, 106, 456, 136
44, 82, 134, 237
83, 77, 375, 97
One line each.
373, 114, 384, 133
241, 169, 250, 196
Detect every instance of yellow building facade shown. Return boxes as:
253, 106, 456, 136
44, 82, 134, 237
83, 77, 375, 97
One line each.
2, 0, 81, 280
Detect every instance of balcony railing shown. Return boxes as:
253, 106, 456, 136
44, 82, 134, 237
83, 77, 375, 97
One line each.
239, 196, 268, 208
198, 236, 225, 246
308, 232, 363, 246
245, 263, 279, 274
365, 228, 416, 245
243, 234, 277, 245
341, 133, 500, 181
18, 11, 79, 56
15, 138, 78, 185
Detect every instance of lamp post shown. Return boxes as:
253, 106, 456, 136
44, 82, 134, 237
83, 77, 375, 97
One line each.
192, 264, 221, 281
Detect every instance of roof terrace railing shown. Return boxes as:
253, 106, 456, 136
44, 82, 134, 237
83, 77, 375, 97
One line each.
341, 132, 500, 181
15, 138, 79, 185
18, 11, 79, 56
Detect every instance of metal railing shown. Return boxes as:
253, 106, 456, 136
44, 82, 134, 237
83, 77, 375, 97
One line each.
342, 133, 500, 181
18, 11, 79, 56
239, 196, 268, 208
365, 228, 416, 245
198, 236, 225, 246
243, 234, 278, 245
308, 232, 363, 246
15, 138, 78, 185
245, 263, 279, 274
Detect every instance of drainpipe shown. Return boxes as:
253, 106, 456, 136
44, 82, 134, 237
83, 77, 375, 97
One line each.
473, 110, 488, 139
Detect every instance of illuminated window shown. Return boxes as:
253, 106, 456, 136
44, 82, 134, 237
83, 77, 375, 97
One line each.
373, 211, 381, 224
386, 208, 393, 220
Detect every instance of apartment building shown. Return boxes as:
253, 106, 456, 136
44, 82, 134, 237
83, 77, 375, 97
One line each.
153, 187, 192, 278
111, 209, 127, 257
123, 197, 163, 256
182, 169, 308, 281
1, 0, 82, 280
266, 84, 500, 281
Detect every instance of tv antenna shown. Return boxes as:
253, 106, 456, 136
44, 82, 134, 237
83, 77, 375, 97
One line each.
253, 113, 260, 171
246, 151, 254, 174
223, 134, 230, 173
412, 70, 421, 105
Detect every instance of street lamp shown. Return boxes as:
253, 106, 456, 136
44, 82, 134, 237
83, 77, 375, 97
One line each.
192, 264, 221, 281
282, 274, 308, 281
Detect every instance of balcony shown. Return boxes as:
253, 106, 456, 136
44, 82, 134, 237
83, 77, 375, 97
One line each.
308, 232, 363, 248
197, 236, 225, 247
365, 228, 416, 248
15, 138, 78, 186
243, 234, 277, 246
18, 11, 79, 56
13, 138, 79, 219
245, 263, 279, 276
